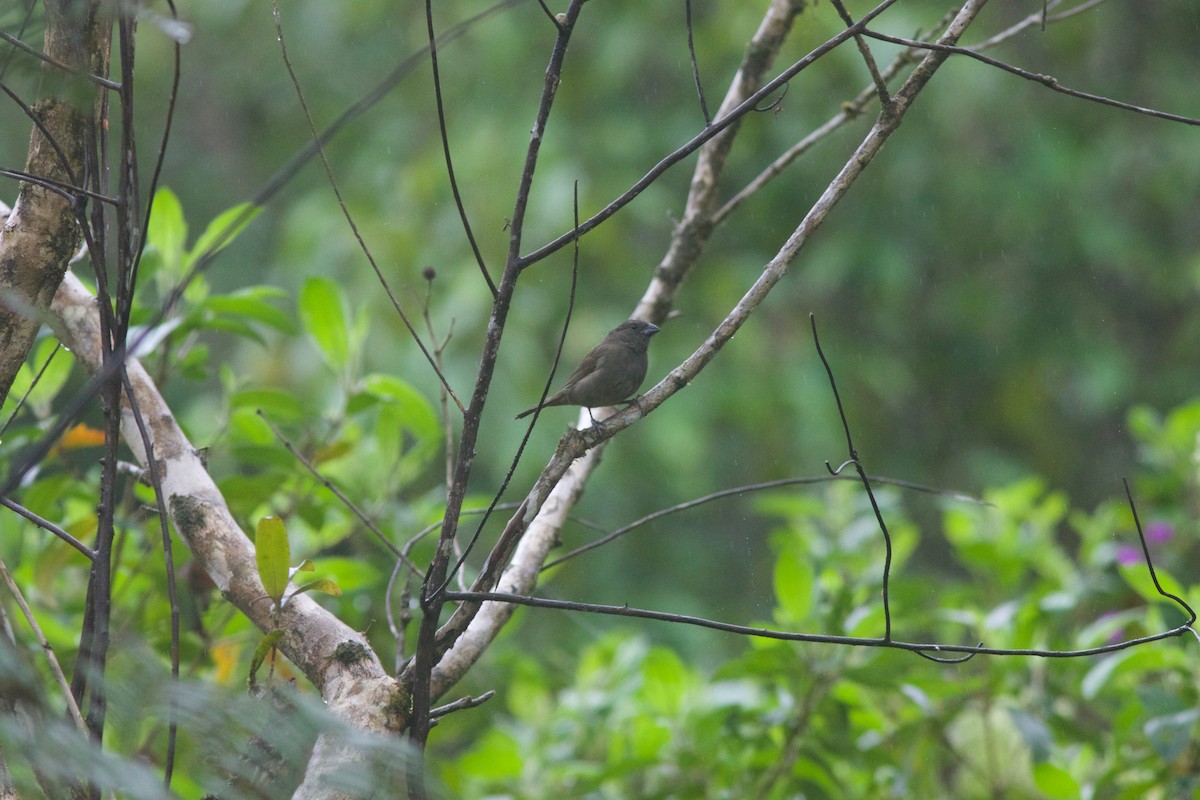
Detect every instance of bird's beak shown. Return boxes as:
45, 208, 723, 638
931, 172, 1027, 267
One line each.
646, 323, 660, 335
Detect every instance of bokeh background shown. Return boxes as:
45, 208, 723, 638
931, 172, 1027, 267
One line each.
3, 0, 1197, 740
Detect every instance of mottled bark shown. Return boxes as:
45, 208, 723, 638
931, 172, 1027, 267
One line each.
0, 0, 108, 402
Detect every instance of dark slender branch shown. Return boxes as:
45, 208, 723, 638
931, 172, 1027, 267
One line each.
126, 0, 182, 347
0, 495, 94, 559
915, 645, 981, 664
533, 0, 562, 30
0, 169, 116, 205
684, 0, 712, 126
0, 30, 121, 89
430, 690, 495, 719
1123, 480, 1196, 624
408, 3, 589, 777
424, 0, 498, 297
443, 590, 1193, 658
829, 0, 891, 106
862, 29, 1200, 126
811, 313, 893, 641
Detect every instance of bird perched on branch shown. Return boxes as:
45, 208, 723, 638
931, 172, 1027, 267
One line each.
516, 319, 660, 423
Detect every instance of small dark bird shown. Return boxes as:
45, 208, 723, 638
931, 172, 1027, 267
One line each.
516, 319, 660, 422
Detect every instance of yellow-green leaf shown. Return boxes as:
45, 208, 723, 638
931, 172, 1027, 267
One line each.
256, 516, 290, 607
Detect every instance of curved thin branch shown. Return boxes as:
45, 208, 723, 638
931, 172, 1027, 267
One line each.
862, 29, 1200, 126
445, 590, 1193, 658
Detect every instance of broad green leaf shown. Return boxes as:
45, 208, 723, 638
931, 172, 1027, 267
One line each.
146, 187, 187, 275
255, 516, 290, 607
202, 287, 295, 333
1032, 763, 1081, 799
773, 545, 814, 623
299, 277, 351, 372
642, 648, 690, 716
187, 202, 262, 266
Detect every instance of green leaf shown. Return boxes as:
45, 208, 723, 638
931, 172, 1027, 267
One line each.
146, 187, 187, 275
187, 202, 262, 266
1032, 763, 1081, 799
773, 544, 814, 624
299, 277, 351, 372
202, 287, 296, 333
641, 647, 690, 716
1144, 709, 1199, 762
1117, 561, 1186, 607
291, 578, 342, 598
455, 729, 522, 780
200, 317, 266, 344
255, 516, 290, 607
248, 629, 284, 689
230, 388, 305, 422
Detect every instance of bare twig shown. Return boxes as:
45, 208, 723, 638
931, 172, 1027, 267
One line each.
0, 30, 121, 89
811, 313, 893, 641
0, 495, 94, 559
408, 1, 590, 761
0, 558, 87, 732
121, 369, 180, 787
430, 690, 495, 719
684, 0, 712, 125
443, 589, 1194, 659
862, 29, 1200, 126
423, 0, 498, 297
272, 1, 467, 413
829, 0, 891, 106
1123, 479, 1196, 624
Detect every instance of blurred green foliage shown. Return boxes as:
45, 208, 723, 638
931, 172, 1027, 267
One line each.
440, 476, 1197, 799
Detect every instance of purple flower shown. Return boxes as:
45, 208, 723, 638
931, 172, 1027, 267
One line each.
1116, 545, 1141, 566
1145, 521, 1174, 543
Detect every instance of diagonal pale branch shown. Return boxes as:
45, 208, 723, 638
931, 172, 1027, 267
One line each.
48, 271, 408, 783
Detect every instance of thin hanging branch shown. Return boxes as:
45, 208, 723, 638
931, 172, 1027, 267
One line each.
685, 0, 712, 125
423, 0, 498, 298
811, 313, 893, 640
